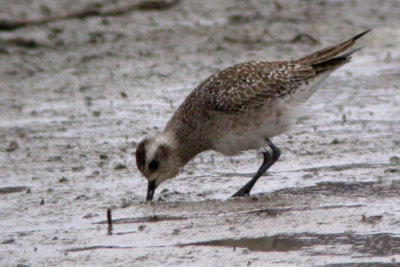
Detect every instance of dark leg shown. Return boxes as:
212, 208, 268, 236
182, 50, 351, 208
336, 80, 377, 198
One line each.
232, 139, 281, 197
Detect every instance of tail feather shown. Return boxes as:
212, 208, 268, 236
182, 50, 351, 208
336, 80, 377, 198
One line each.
290, 31, 370, 102
297, 29, 371, 66
330, 46, 364, 60
312, 47, 364, 73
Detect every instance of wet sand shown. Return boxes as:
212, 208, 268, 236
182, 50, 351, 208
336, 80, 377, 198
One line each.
1, 0, 400, 266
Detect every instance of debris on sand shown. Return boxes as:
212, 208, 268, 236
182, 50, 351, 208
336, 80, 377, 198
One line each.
0, 186, 29, 194
389, 156, 399, 165
361, 215, 383, 224
114, 163, 127, 170
6, 141, 19, 152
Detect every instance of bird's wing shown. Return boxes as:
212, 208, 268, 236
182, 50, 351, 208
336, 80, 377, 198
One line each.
201, 30, 370, 113
200, 61, 316, 113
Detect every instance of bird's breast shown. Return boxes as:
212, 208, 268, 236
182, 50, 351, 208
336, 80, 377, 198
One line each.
208, 98, 306, 155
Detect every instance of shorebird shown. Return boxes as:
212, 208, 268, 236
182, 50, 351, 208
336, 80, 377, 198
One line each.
136, 30, 370, 201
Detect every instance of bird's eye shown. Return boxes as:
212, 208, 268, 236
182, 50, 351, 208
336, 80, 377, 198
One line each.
148, 160, 159, 170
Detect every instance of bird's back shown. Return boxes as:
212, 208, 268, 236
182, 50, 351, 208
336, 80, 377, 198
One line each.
194, 30, 370, 115
165, 30, 370, 155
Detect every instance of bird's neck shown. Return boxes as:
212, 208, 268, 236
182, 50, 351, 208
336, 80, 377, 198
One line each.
161, 128, 209, 167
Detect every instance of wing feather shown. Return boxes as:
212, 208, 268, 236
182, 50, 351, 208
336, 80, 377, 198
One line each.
197, 30, 370, 113
201, 62, 315, 113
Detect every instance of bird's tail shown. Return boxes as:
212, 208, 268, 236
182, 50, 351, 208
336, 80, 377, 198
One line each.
296, 29, 371, 73
289, 30, 370, 102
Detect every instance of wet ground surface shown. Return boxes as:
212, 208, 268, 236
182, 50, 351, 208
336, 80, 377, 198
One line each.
1, 0, 400, 266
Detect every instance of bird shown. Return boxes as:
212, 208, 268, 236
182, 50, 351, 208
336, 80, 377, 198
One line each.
136, 30, 371, 201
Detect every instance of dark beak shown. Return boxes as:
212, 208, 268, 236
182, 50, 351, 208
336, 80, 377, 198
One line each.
146, 180, 157, 201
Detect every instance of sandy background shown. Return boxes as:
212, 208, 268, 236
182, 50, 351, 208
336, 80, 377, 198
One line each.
1, 0, 400, 266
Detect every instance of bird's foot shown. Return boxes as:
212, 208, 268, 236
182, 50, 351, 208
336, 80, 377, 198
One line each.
231, 187, 251, 198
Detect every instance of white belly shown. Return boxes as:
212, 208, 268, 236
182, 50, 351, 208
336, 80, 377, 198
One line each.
211, 98, 306, 155
210, 72, 332, 155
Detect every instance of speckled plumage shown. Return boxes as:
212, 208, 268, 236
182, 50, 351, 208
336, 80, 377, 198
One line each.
136, 30, 370, 200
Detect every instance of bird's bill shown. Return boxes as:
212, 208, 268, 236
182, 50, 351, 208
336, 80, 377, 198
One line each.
146, 180, 157, 201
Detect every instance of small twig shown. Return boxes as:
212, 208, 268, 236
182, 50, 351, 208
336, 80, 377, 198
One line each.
0, 0, 182, 31
107, 208, 113, 235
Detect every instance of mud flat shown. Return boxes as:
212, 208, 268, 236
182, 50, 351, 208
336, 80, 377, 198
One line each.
1, 0, 400, 266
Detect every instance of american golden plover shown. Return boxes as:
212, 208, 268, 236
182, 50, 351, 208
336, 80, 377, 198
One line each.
136, 30, 370, 201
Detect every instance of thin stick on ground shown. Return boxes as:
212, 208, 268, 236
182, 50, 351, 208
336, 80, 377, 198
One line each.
107, 208, 113, 235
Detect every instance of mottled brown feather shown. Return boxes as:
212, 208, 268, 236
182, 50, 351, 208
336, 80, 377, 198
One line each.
197, 62, 314, 113
197, 30, 370, 113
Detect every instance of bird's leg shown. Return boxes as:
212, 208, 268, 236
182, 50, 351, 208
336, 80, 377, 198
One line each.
231, 139, 281, 197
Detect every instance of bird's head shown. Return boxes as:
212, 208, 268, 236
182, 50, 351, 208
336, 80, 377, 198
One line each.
135, 133, 182, 201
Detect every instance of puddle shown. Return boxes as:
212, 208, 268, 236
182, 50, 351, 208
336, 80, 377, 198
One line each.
184, 233, 400, 256
64, 232, 400, 256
